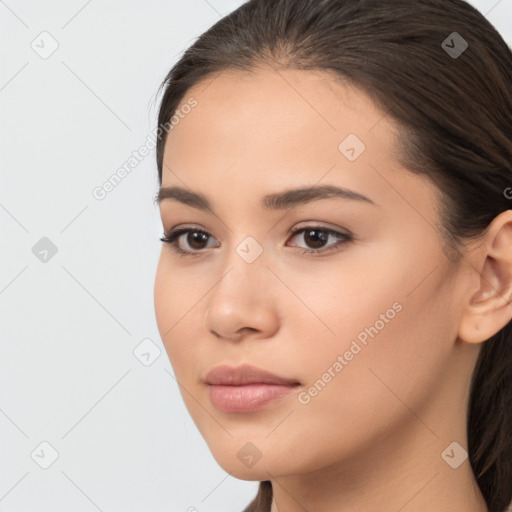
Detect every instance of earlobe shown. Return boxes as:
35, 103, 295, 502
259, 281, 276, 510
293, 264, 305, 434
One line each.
457, 210, 512, 344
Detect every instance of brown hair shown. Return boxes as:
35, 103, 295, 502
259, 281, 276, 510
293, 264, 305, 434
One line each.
154, 1, 512, 510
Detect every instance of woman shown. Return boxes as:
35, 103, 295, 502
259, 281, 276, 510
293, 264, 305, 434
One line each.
153, 0, 512, 510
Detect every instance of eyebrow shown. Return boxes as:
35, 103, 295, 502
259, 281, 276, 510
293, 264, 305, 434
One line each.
155, 184, 379, 211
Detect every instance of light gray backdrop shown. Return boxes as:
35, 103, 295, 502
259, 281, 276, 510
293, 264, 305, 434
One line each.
1, 1, 511, 511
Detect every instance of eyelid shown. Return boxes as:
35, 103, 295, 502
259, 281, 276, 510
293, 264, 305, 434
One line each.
288, 221, 352, 237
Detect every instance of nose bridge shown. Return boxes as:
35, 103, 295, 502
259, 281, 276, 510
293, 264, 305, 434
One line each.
203, 232, 279, 337
214, 233, 269, 300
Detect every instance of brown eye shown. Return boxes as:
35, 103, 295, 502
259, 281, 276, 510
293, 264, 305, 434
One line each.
160, 227, 219, 255
288, 226, 353, 254
301, 229, 329, 249
185, 231, 210, 250
160, 224, 352, 257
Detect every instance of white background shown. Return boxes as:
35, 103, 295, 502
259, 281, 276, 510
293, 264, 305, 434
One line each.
1, 1, 511, 511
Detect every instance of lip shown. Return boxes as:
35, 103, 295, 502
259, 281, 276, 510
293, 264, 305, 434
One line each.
204, 363, 301, 386
205, 364, 301, 413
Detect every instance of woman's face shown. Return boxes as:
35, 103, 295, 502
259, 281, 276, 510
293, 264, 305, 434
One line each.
154, 65, 479, 481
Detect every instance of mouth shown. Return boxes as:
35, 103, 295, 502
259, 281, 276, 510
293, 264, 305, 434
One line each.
204, 363, 301, 413
207, 382, 301, 413
204, 363, 301, 386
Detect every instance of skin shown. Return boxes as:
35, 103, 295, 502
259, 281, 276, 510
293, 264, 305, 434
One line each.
154, 63, 512, 512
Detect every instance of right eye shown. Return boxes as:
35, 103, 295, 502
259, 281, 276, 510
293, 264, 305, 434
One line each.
160, 226, 219, 256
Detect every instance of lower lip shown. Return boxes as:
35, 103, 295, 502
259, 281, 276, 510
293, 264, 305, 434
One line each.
208, 383, 299, 413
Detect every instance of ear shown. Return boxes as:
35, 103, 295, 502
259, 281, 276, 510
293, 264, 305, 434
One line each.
458, 209, 512, 344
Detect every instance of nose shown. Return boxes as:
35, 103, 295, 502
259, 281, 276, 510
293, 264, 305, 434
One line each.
203, 254, 280, 342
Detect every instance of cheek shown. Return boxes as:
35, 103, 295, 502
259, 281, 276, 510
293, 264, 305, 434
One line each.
153, 255, 206, 379
154, 254, 197, 332
153, 256, 171, 336
284, 255, 454, 437
153, 257, 187, 362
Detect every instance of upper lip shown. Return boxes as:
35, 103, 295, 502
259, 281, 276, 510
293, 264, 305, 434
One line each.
205, 364, 300, 386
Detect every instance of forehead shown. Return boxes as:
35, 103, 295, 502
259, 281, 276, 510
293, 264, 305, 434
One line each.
160, 64, 434, 216
164, 65, 400, 163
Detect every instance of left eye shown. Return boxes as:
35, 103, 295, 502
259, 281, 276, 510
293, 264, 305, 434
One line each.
288, 226, 352, 254
160, 225, 353, 256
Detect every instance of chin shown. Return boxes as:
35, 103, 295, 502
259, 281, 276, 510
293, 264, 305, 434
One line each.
207, 438, 306, 482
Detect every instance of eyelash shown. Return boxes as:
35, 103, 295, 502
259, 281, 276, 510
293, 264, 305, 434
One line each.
159, 224, 353, 257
